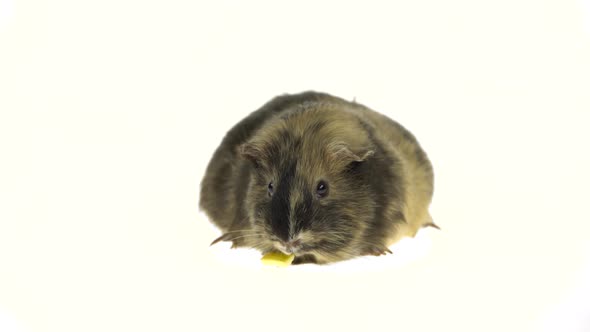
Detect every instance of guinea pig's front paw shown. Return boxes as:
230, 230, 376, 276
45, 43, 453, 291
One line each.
292, 254, 319, 265
361, 245, 393, 256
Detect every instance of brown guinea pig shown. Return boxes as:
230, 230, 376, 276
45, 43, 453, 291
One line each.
200, 91, 436, 265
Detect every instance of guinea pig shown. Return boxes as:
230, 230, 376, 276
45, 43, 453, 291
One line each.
200, 91, 436, 265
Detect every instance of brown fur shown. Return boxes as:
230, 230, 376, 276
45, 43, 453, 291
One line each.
200, 92, 435, 264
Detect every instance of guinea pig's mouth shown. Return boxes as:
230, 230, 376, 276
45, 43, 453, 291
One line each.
274, 241, 314, 255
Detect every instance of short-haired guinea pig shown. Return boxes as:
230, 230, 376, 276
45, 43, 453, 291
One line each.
200, 91, 436, 264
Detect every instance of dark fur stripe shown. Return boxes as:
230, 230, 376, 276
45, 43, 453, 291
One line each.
270, 160, 296, 241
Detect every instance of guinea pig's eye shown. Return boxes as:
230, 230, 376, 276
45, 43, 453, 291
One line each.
268, 182, 274, 196
316, 181, 328, 198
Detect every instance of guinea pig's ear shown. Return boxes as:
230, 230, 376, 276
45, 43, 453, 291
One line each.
330, 143, 375, 163
238, 142, 265, 168
350, 149, 375, 162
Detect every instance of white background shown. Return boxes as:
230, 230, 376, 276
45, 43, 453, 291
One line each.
1, 1, 590, 331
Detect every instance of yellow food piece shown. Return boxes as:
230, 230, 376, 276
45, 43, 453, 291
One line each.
261, 251, 295, 267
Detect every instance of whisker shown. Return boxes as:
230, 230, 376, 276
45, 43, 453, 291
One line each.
220, 229, 261, 234
223, 234, 266, 242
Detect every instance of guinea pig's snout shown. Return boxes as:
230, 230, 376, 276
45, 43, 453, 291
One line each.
278, 239, 302, 254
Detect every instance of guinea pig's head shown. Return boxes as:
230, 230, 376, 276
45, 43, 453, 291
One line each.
238, 106, 378, 262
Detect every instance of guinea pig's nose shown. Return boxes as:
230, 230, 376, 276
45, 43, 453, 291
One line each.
283, 239, 302, 253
